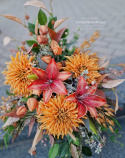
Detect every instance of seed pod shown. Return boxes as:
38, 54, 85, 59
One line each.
109, 126, 114, 133
96, 118, 101, 124
108, 120, 115, 126
108, 111, 115, 116
109, 108, 115, 113
103, 104, 110, 107
103, 123, 107, 128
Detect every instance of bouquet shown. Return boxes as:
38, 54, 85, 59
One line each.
0, 1, 125, 157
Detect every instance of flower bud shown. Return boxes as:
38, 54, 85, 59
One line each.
29, 31, 33, 36
41, 55, 51, 64
16, 106, 27, 116
37, 35, 48, 45
39, 25, 48, 35
27, 98, 38, 111
22, 41, 26, 45
41, 35, 49, 45
32, 90, 42, 96
25, 15, 30, 20
20, 45, 26, 51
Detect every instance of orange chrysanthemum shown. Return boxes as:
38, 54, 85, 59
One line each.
37, 95, 83, 138
65, 52, 101, 84
3, 52, 34, 96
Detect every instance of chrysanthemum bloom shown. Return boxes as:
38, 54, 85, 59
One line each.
37, 95, 83, 138
65, 52, 101, 84
3, 52, 34, 96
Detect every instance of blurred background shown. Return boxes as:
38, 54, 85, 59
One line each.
0, 0, 125, 157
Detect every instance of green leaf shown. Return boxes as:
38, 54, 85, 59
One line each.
73, 137, 79, 146
21, 97, 29, 102
49, 144, 59, 158
89, 118, 97, 135
115, 128, 118, 135
26, 40, 37, 47
6, 90, 14, 96
61, 29, 69, 38
59, 142, 69, 158
112, 118, 121, 129
48, 17, 57, 29
32, 47, 40, 54
28, 23, 35, 34
82, 146, 92, 156
4, 133, 9, 148
38, 9, 47, 25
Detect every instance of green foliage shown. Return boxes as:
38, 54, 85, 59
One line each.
59, 142, 69, 158
26, 40, 37, 47
61, 29, 69, 38
4, 133, 9, 147
82, 146, 92, 156
31, 47, 40, 54
49, 144, 59, 158
67, 135, 79, 146
48, 17, 57, 29
6, 90, 15, 96
28, 23, 35, 34
38, 9, 47, 25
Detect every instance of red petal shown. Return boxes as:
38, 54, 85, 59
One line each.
46, 59, 58, 80
76, 76, 87, 96
82, 94, 106, 107
57, 71, 71, 81
43, 89, 52, 103
77, 102, 87, 118
85, 83, 98, 94
65, 93, 77, 103
27, 79, 50, 90
32, 68, 45, 79
87, 107, 97, 118
50, 80, 68, 95
95, 89, 106, 100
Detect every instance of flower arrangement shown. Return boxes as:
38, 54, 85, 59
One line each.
0, 1, 125, 157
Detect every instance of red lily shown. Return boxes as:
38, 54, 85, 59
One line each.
65, 76, 106, 118
28, 59, 71, 103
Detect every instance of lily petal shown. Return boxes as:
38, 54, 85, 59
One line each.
77, 102, 87, 118
57, 71, 71, 81
65, 93, 77, 103
85, 83, 98, 94
50, 79, 68, 95
87, 107, 97, 118
82, 94, 106, 107
43, 89, 52, 103
76, 76, 87, 96
27, 79, 50, 90
32, 68, 45, 79
46, 59, 58, 80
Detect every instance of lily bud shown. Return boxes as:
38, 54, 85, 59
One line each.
27, 98, 38, 111
16, 106, 27, 116
41, 55, 51, 64
32, 90, 42, 96
27, 74, 38, 80
39, 25, 48, 35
